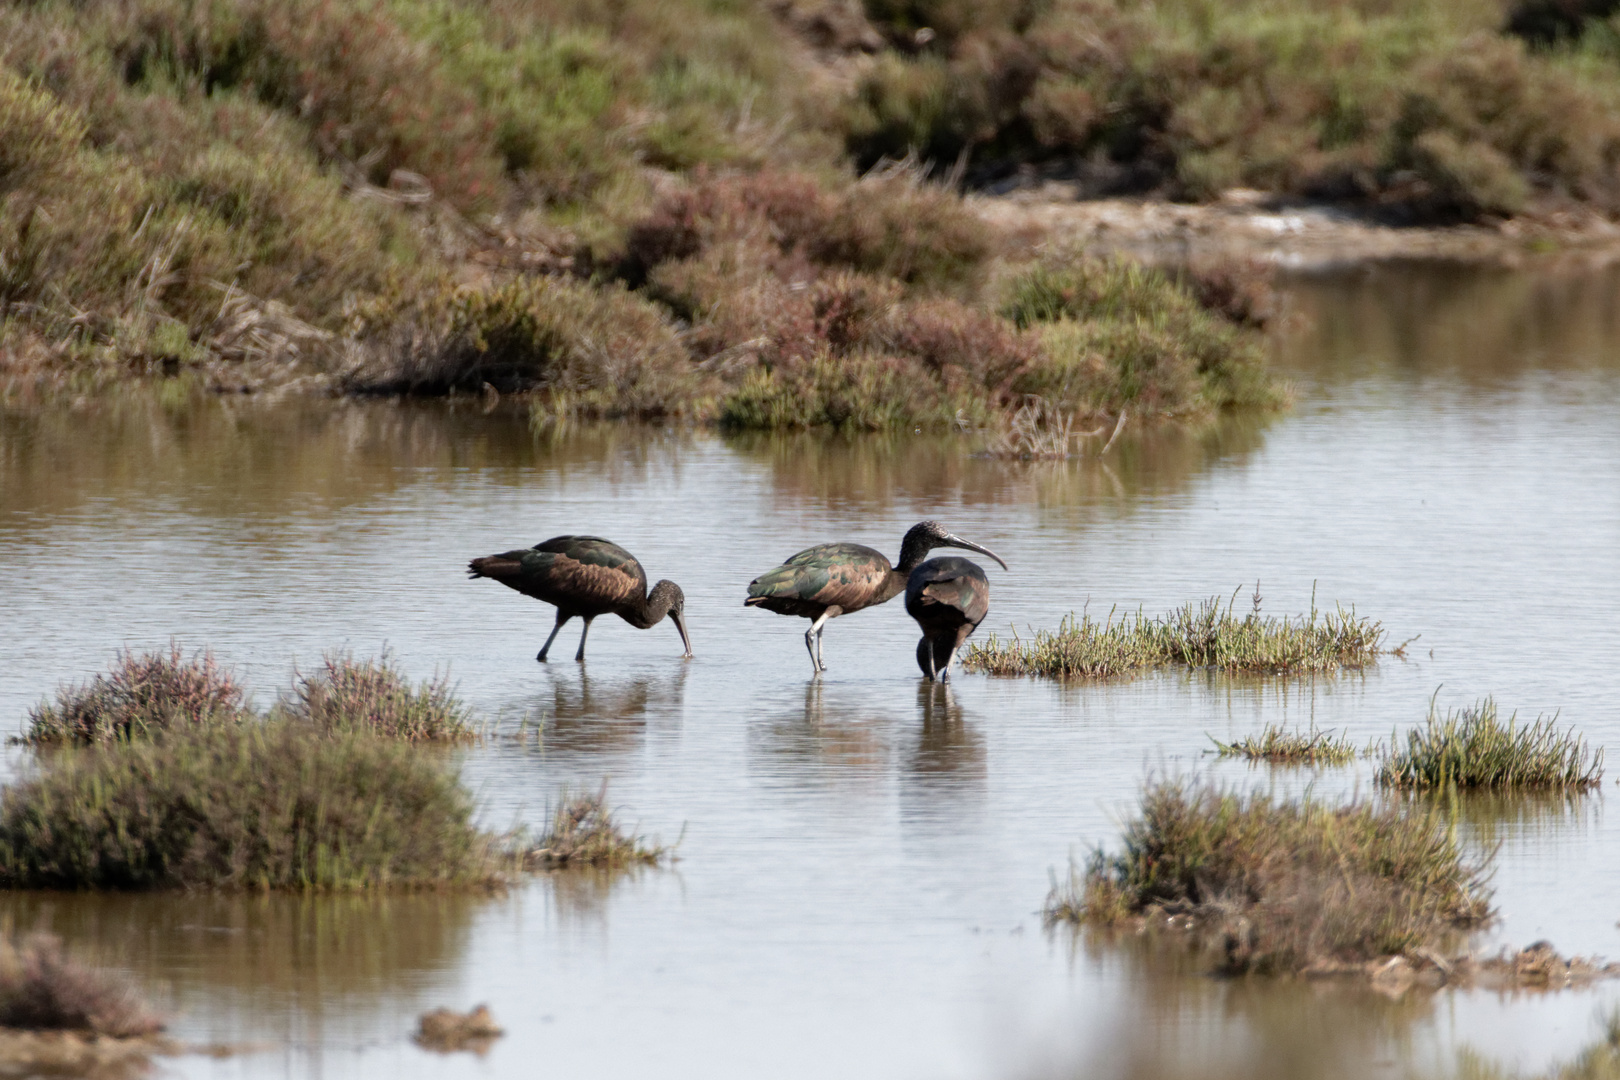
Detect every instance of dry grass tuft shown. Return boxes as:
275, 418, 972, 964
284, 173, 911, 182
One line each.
980, 396, 1094, 458
1209, 723, 1361, 766
966, 587, 1389, 678
283, 653, 474, 743
1048, 778, 1494, 974
0, 933, 164, 1037
22, 644, 248, 745
1377, 697, 1603, 790
526, 787, 669, 870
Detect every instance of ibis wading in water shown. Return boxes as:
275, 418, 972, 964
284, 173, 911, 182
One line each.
468, 535, 692, 662
906, 556, 994, 681
744, 521, 1006, 673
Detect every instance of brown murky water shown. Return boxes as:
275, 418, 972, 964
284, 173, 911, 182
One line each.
1, 260, 1619, 1078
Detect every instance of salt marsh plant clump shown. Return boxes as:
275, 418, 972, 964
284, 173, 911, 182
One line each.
965, 591, 1388, 678
1048, 779, 1493, 974
845, 0, 1620, 219
284, 653, 475, 742
1377, 698, 1603, 790
0, 933, 164, 1037
22, 644, 248, 745
0, 722, 506, 890
23, 646, 479, 745
1209, 723, 1360, 766
527, 787, 669, 870
1001, 261, 1281, 416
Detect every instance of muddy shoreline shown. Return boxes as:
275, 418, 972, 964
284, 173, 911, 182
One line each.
980, 184, 1620, 270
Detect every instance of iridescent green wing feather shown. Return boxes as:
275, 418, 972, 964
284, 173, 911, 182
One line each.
748, 543, 892, 609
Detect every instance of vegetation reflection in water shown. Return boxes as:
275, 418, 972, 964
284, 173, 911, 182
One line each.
1034, 925, 1620, 1080
0, 890, 486, 1020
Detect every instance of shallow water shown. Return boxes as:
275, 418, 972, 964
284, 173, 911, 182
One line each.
1, 260, 1619, 1078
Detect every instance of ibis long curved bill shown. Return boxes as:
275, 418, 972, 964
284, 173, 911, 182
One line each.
939, 533, 1007, 571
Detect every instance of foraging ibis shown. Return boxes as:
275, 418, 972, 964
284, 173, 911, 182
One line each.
469, 535, 691, 662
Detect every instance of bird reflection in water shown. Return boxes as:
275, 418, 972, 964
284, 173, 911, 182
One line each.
746, 680, 891, 782
905, 681, 987, 788
510, 664, 688, 761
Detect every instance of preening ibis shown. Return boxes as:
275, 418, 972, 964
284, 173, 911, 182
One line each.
744, 521, 1006, 673
906, 556, 993, 681
468, 535, 692, 662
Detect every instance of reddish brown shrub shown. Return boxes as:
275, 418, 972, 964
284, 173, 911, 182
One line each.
884, 296, 1036, 394
809, 272, 902, 352
622, 166, 992, 292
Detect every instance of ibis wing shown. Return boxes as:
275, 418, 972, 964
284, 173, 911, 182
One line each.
532, 536, 647, 582
472, 543, 645, 613
747, 543, 894, 612
905, 557, 991, 627
918, 578, 990, 627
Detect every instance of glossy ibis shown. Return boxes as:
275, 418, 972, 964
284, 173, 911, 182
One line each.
468, 535, 692, 662
745, 521, 1005, 673
906, 556, 993, 681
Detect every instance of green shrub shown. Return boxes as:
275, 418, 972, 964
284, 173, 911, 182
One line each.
23, 644, 248, 745
842, 0, 1620, 219
283, 653, 474, 742
1050, 778, 1494, 973
1377, 697, 1604, 790
719, 350, 992, 430
0, 722, 504, 890
1001, 259, 1279, 416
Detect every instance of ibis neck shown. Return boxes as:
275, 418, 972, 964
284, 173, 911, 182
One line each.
895, 536, 933, 575
621, 590, 668, 629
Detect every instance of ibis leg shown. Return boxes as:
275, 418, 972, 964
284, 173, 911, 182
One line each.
537, 612, 572, 663
804, 606, 840, 673
574, 616, 596, 662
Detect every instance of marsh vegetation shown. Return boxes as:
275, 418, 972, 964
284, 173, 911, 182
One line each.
1377, 697, 1604, 791
0, 721, 510, 890
1208, 723, 1361, 766
527, 787, 671, 870
1457, 1012, 1620, 1080
0, 0, 1340, 428
283, 652, 476, 742
1047, 778, 1493, 974
965, 589, 1389, 678
22, 644, 249, 745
